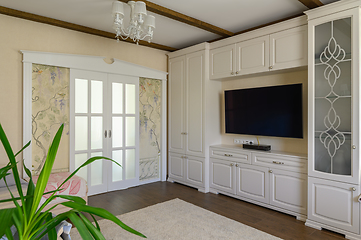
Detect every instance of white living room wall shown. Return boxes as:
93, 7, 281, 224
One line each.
0, 14, 168, 168
221, 69, 308, 154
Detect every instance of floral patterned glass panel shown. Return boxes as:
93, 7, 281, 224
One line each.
314, 18, 352, 175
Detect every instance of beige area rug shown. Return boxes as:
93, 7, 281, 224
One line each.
71, 198, 281, 240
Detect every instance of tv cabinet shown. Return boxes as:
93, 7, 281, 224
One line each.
209, 145, 307, 220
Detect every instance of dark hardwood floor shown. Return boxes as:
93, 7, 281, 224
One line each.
88, 181, 345, 240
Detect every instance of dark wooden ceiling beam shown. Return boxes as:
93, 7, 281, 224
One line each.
118, 0, 234, 37
0, 6, 177, 52
298, 0, 324, 9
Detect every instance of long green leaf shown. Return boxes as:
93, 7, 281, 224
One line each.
29, 212, 70, 240
14, 140, 30, 158
23, 160, 35, 219
0, 208, 16, 238
90, 214, 101, 231
68, 212, 94, 240
44, 213, 57, 240
5, 228, 14, 240
79, 213, 106, 240
61, 201, 146, 238
50, 195, 87, 205
0, 162, 14, 180
30, 124, 64, 218
0, 124, 25, 207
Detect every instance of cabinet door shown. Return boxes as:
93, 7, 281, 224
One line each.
270, 25, 307, 70
209, 44, 235, 80
236, 163, 269, 204
185, 51, 204, 157
168, 152, 185, 181
168, 56, 186, 154
270, 169, 307, 215
309, 11, 359, 184
308, 177, 359, 234
185, 155, 205, 187
210, 158, 236, 194
235, 35, 269, 75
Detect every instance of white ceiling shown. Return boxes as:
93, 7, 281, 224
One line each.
0, 0, 339, 50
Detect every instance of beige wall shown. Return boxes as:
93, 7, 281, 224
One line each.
221, 69, 308, 154
0, 14, 168, 168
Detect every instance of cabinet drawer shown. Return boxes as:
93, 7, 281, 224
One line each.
252, 152, 307, 173
210, 148, 251, 164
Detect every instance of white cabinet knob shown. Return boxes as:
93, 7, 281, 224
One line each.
235, 164, 239, 167
352, 187, 356, 191
235, 71, 239, 74
269, 66, 273, 69
352, 145, 356, 149
269, 170, 273, 173
230, 163, 234, 166
231, 72, 235, 75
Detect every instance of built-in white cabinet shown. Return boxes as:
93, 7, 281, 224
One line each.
168, 43, 222, 192
305, 1, 361, 238
269, 25, 307, 71
209, 145, 307, 219
209, 25, 307, 80
270, 169, 307, 215
236, 163, 269, 205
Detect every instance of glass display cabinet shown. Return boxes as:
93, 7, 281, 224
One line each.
305, 1, 361, 238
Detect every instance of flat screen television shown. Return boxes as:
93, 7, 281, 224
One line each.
224, 84, 303, 138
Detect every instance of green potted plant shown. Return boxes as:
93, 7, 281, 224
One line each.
0, 123, 146, 239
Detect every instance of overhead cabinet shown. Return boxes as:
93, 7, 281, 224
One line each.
209, 25, 307, 80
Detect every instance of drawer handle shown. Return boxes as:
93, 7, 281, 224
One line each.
235, 164, 239, 167
230, 163, 234, 166
352, 187, 356, 191
269, 170, 273, 173
224, 154, 233, 157
272, 161, 284, 165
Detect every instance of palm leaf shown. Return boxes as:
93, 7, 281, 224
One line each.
0, 208, 16, 238
68, 212, 94, 239
61, 201, 146, 238
79, 213, 106, 240
30, 124, 64, 218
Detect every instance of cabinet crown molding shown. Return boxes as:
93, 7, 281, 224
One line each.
304, 0, 361, 20
210, 15, 307, 50
167, 42, 209, 59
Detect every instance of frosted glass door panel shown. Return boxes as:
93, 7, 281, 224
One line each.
75, 117, 88, 151
91, 117, 103, 150
107, 73, 139, 191
126, 117, 135, 147
75, 79, 88, 113
126, 84, 136, 114
112, 117, 123, 148
71, 69, 108, 196
126, 149, 135, 179
90, 152, 103, 186
91, 80, 103, 113
75, 153, 88, 180
112, 150, 123, 182
314, 17, 352, 176
112, 83, 123, 114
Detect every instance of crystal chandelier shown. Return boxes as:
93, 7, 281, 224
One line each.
112, 1, 155, 44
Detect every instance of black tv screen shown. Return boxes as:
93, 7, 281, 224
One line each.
225, 84, 303, 138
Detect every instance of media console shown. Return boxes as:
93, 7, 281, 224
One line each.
209, 145, 308, 221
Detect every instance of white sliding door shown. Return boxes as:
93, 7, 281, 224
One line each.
70, 69, 139, 195
107, 74, 139, 191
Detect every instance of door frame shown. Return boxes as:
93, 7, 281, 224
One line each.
22, 51, 168, 183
